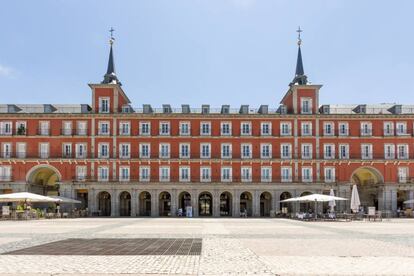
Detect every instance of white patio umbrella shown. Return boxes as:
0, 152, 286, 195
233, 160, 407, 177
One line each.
0, 192, 59, 203
350, 184, 361, 213
403, 199, 414, 204
298, 194, 347, 202
328, 189, 336, 212
49, 196, 81, 204
280, 197, 300, 203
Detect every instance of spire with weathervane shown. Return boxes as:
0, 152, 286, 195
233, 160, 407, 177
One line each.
102, 27, 122, 86
290, 26, 308, 86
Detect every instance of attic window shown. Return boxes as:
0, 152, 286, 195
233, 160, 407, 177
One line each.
202, 105, 210, 114
221, 105, 230, 114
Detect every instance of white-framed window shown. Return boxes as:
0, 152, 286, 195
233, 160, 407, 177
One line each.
281, 167, 292, 182
241, 122, 252, 136
0, 166, 11, 181
15, 121, 27, 135
301, 122, 312, 136
159, 121, 170, 136
98, 143, 109, 158
396, 122, 408, 136
301, 98, 312, 114
99, 97, 110, 113
0, 121, 12, 135
397, 144, 409, 159
119, 121, 130, 136
261, 166, 272, 182
39, 121, 50, 136
62, 143, 72, 158
301, 167, 313, 182
39, 143, 49, 159
139, 166, 150, 182
221, 143, 232, 159
261, 122, 271, 136
16, 143, 26, 158
221, 167, 232, 182
2, 143, 12, 158
179, 166, 190, 182
75, 143, 87, 158
241, 167, 252, 182
200, 143, 211, 158
221, 122, 232, 136
339, 144, 349, 159
398, 167, 409, 183
338, 122, 349, 136
119, 143, 130, 159
360, 122, 372, 136
179, 143, 190, 159
241, 143, 252, 159
324, 167, 335, 183
159, 166, 170, 182
76, 166, 87, 181
281, 143, 292, 159
77, 121, 87, 136
260, 143, 272, 159
139, 143, 150, 158
179, 121, 190, 136
280, 122, 292, 136
323, 122, 335, 136
200, 122, 211, 136
98, 166, 109, 182
139, 121, 151, 136
383, 122, 394, 136
324, 144, 335, 159
361, 144, 373, 159
98, 121, 110, 135
119, 166, 130, 182
200, 166, 211, 182
159, 143, 170, 158
384, 144, 395, 159
62, 121, 72, 136
301, 143, 312, 159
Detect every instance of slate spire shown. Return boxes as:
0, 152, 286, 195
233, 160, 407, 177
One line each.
290, 26, 308, 86
102, 28, 121, 85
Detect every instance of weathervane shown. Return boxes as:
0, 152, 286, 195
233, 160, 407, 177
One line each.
109, 27, 115, 45
296, 26, 302, 46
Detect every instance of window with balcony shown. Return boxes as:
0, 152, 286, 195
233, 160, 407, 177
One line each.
200, 167, 211, 182
98, 121, 110, 135
39, 121, 50, 136
324, 144, 335, 159
99, 97, 110, 113
397, 144, 409, 159
241, 167, 252, 182
2, 143, 12, 158
241, 122, 251, 136
383, 122, 394, 136
398, 167, 409, 183
179, 122, 190, 136
301, 143, 312, 159
221, 122, 232, 136
323, 122, 334, 136
139, 143, 150, 158
39, 143, 49, 159
221, 167, 232, 182
179, 143, 190, 158
75, 143, 87, 158
119, 122, 130, 136
119, 166, 130, 182
361, 144, 373, 159
301, 167, 313, 182
159, 122, 170, 136
280, 122, 291, 136
139, 166, 150, 182
76, 166, 87, 181
62, 143, 72, 158
0, 122, 12, 135
119, 143, 130, 159
221, 143, 232, 159
0, 166, 11, 181
281, 143, 292, 159
339, 144, 349, 159
179, 166, 190, 182
139, 122, 151, 136
301, 122, 312, 136
261, 122, 271, 136
200, 143, 211, 158
98, 143, 109, 158
360, 122, 372, 136
384, 144, 395, 159
260, 144, 271, 159
261, 167, 272, 182
159, 166, 170, 182
396, 122, 407, 136
159, 143, 170, 158
281, 167, 292, 182
338, 122, 349, 136
16, 143, 26, 158
324, 167, 335, 183
98, 166, 109, 182
62, 121, 72, 136
300, 98, 312, 114
77, 121, 87, 136
241, 144, 252, 159
200, 122, 211, 136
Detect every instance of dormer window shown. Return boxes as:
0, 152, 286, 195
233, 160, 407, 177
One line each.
301, 98, 312, 114
99, 97, 110, 113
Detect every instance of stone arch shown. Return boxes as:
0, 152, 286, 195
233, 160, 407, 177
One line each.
260, 192, 272, 217
139, 191, 151, 216
119, 191, 131, 216
178, 191, 191, 216
159, 191, 171, 217
199, 191, 213, 216
280, 191, 293, 214
350, 167, 383, 210
97, 191, 111, 216
220, 191, 233, 217
240, 191, 253, 217
26, 164, 62, 195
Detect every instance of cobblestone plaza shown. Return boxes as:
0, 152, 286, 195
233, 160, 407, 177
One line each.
1, 218, 414, 275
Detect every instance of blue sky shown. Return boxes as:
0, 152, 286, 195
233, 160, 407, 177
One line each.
0, 0, 412, 108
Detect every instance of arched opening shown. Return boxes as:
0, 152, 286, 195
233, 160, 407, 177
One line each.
299, 192, 312, 213
26, 165, 61, 196
240, 192, 252, 217
199, 192, 212, 216
260, 192, 272, 217
351, 167, 383, 210
139, 191, 151, 216
280, 192, 292, 214
159, 192, 171, 216
178, 192, 192, 216
397, 190, 408, 210
119, 191, 131, 216
97, 191, 111, 216
220, 192, 232, 216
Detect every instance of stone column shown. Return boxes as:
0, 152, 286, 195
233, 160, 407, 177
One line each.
233, 190, 240, 217
409, 190, 414, 209
111, 190, 119, 217
131, 189, 138, 217
273, 190, 281, 213
191, 190, 199, 217
170, 189, 177, 217
253, 190, 260, 217
88, 188, 95, 216
213, 190, 220, 217
151, 190, 159, 217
